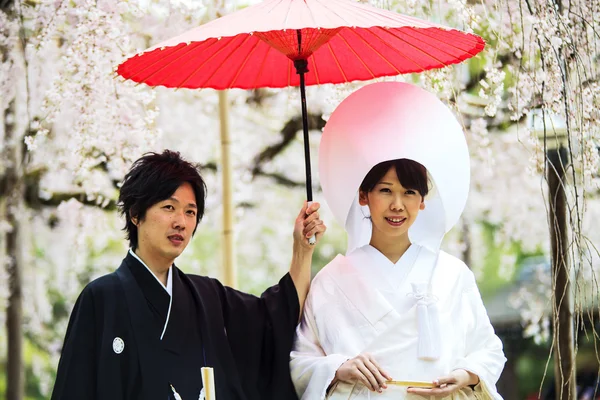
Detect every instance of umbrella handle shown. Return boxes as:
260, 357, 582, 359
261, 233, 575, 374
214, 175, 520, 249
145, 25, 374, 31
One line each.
307, 201, 316, 245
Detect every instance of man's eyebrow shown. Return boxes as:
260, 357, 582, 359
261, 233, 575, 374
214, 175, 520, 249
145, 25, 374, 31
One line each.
167, 197, 197, 208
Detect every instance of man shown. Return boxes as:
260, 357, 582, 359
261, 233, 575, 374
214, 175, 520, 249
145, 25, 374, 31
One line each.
51, 150, 326, 400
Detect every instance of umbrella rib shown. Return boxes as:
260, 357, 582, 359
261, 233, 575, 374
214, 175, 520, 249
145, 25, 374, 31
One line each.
309, 53, 320, 85
335, 32, 376, 79
424, 28, 483, 49
229, 38, 263, 88
363, 27, 425, 71
144, 39, 225, 86
253, 45, 274, 88
304, 1, 321, 30
401, 27, 473, 60
200, 0, 275, 33
374, 26, 447, 69
326, 0, 413, 27
406, 27, 484, 55
260, 0, 284, 13
125, 42, 205, 83
282, 0, 294, 29
325, 41, 348, 82
344, 28, 401, 74
178, 35, 253, 89
313, 0, 353, 26
129, 41, 206, 84
254, 0, 285, 16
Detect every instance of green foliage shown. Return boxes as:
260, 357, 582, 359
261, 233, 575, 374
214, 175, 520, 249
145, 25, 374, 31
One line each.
477, 221, 545, 299
0, 337, 56, 400
23, 339, 50, 399
0, 362, 5, 398
515, 343, 555, 398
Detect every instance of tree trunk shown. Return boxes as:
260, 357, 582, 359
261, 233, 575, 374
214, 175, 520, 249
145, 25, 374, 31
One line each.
548, 0, 576, 395
548, 147, 576, 400
4, 97, 24, 400
0, 0, 15, 13
2, 5, 25, 395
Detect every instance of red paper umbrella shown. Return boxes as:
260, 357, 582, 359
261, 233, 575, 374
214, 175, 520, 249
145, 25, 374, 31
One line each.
117, 0, 484, 233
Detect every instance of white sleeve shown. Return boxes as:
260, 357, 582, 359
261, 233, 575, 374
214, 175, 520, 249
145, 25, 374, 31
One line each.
290, 291, 349, 400
452, 269, 507, 400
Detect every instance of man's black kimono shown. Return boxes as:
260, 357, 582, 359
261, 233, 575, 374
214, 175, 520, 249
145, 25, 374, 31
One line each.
51, 252, 300, 400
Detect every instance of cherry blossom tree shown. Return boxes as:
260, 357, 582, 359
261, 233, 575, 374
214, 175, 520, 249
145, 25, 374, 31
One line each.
0, 2, 336, 397
0, 0, 598, 398
375, 0, 599, 397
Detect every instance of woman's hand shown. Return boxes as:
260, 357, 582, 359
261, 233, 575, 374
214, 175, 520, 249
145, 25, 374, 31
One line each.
333, 353, 392, 393
293, 201, 326, 250
407, 369, 479, 398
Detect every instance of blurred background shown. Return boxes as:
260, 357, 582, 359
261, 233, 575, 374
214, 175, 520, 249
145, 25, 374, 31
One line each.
0, 0, 599, 399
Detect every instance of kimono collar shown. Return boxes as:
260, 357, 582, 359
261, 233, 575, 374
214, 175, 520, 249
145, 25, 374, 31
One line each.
125, 251, 173, 340
362, 243, 420, 269
352, 244, 422, 292
129, 248, 173, 296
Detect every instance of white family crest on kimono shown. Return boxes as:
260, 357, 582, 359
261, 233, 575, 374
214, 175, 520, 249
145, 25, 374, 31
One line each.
290, 245, 506, 399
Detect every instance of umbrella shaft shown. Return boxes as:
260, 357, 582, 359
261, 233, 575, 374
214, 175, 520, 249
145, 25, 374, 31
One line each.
298, 69, 312, 201
295, 30, 313, 202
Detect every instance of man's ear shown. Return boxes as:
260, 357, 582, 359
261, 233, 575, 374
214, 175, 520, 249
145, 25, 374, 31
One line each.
131, 215, 139, 225
358, 191, 369, 206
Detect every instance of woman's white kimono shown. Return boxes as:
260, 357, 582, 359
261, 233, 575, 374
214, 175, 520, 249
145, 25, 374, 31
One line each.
290, 244, 506, 400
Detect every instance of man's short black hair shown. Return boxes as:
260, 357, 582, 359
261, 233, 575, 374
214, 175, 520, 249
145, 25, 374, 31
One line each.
118, 150, 207, 250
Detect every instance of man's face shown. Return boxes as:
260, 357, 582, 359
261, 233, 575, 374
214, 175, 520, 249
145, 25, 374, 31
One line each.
135, 182, 198, 265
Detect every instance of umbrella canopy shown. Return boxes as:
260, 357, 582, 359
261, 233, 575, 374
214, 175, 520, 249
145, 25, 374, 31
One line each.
117, 0, 484, 248
117, 0, 484, 90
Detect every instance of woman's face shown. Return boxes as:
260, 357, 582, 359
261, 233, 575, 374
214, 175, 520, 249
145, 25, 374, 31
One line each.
358, 166, 425, 241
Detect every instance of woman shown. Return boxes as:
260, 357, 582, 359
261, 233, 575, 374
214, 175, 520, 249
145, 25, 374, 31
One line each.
290, 82, 506, 399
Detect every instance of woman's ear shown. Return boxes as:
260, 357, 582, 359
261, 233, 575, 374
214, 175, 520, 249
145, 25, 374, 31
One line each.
358, 191, 369, 206
420, 200, 426, 210
131, 216, 139, 225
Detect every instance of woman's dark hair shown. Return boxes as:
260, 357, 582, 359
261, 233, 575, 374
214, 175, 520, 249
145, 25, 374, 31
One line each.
118, 150, 207, 250
359, 159, 429, 197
